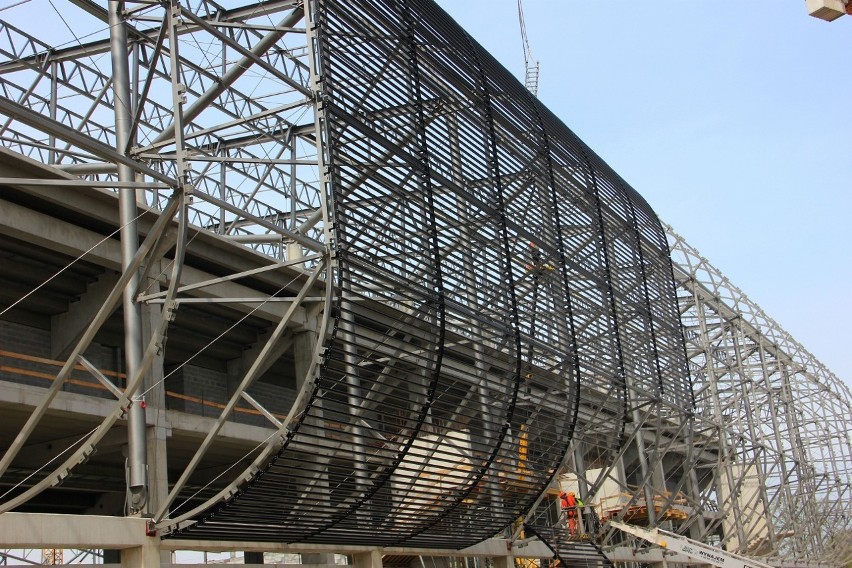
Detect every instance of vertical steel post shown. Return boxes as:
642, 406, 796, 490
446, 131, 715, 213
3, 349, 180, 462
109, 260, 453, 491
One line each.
219, 45, 226, 234
573, 444, 590, 534
48, 61, 57, 165
629, 408, 658, 526
302, 0, 369, 510
731, 323, 776, 546
131, 42, 145, 207
758, 342, 797, 554
108, 0, 147, 513
449, 113, 497, 513
697, 301, 745, 547
779, 362, 815, 555
290, 133, 297, 231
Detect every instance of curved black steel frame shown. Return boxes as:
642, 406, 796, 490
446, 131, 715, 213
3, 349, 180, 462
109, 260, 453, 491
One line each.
170, 0, 690, 548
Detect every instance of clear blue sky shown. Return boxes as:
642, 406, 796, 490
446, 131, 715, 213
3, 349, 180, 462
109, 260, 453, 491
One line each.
437, 0, 852, 385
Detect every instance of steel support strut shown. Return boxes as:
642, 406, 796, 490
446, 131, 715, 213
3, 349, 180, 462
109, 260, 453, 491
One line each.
108, 0, 148, 514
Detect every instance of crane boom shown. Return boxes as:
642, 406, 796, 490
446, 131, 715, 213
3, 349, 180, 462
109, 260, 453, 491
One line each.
516, 0, 539, 96
610, 521, 774, 568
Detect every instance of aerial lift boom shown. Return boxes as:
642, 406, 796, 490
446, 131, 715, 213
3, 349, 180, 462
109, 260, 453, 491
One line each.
610, 521, 774, 568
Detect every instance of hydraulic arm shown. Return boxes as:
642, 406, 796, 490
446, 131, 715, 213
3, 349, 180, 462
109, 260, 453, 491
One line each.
610, 521, 774, 568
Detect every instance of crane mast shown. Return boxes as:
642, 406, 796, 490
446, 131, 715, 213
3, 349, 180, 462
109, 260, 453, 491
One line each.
517, 0, 540, 96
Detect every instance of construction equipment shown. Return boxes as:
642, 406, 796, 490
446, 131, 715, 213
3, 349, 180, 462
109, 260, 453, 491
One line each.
610, 521, 774, 568
806, 0, 849, 21
517, 0, 540, 95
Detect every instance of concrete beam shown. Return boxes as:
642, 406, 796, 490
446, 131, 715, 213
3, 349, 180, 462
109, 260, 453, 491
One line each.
509, 540, 553, 558
0, 146, 80, 184
0, 512, 150, 548
165, 262, 306, 326
0, 381, 116, 420
164, 407, 277, 446
0, 170, 320, 296
160, 538, 514, 558
0, 196, 122, 270
12, 428, 127, 469
0, 381, 279, 448
0, 197, 308, 326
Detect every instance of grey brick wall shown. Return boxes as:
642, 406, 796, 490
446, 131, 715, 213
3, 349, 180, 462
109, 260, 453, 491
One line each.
2, 320, 299, 425
165, 365, 297, 426
165, 365, 229, 417
0, 320, 123, 399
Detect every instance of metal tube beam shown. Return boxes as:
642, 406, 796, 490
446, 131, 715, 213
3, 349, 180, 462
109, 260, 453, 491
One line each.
150, 6, 305, 146
109, 0, 148, 513
0, 97, 175, 185
0, 0, 300, 72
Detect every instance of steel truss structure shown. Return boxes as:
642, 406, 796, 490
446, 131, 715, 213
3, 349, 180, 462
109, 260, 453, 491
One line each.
0, 0, 848, 566
665, 225, 852, 565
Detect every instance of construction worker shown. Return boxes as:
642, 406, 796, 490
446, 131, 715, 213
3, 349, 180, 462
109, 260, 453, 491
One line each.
559, 490, 582, 536
576, 494, 586, 534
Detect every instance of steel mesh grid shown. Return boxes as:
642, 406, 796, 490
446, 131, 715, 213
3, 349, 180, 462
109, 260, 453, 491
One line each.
171, 0, 689, 546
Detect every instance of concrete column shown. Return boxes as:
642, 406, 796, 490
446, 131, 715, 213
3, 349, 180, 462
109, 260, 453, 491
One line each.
287, 241, 304, 267
492, 554, 513, 568
121, 541, 162, 568
139, 270, 171, 567
245, 551, 265, 564
353, 550, 382, 568
141, 272, 169, 513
